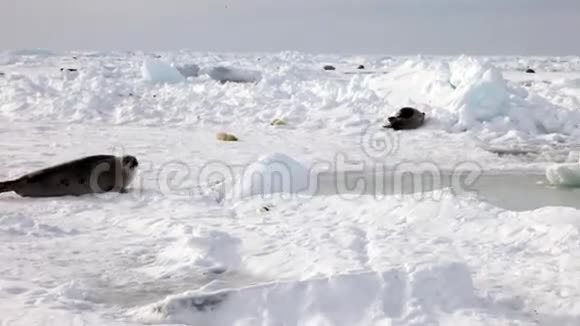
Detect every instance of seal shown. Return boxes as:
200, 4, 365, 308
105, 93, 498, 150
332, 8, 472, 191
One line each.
0, 155, 138, 198
383, 107, 426, 130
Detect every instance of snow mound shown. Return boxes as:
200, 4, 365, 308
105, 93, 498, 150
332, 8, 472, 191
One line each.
145, 228, 242, 277
546, 162, 580, 187
132, 262, 480, 325
174, 63, 200, 78
234, 153, 318, 199
142, 59, 186, 84
208, 66, 261, 83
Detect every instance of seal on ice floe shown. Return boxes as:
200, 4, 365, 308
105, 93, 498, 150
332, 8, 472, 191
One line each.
383, 107, 426, 130
0, 155, 138, 197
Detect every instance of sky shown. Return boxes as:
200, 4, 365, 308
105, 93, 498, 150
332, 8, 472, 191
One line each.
1, 0, 579, 55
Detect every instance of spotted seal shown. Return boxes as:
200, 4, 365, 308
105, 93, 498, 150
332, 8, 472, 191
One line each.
0, 155, 138, 197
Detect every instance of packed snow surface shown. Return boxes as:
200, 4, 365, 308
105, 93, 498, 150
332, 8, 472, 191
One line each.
2, 50, 580, 325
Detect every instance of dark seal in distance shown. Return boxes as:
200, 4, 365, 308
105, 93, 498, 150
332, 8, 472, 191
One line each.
323, 65, 336, 71
0, 155, 138, 198
383, 107, 426, 130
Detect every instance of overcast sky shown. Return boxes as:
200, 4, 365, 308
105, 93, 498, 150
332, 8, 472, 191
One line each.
1, 0, 579, 55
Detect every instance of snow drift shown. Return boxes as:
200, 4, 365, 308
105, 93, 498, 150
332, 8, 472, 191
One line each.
233, 152, 319, 199
132, 262, 479, 326
143, 228, 243, 277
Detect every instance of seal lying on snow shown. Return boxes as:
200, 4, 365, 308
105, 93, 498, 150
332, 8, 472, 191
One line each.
383, 107, 426, 130
0, 155, 138, 197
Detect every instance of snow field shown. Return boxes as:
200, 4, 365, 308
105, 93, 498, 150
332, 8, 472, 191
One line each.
1, 51, 580, 325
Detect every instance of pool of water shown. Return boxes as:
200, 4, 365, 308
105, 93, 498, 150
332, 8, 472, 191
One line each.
315, 170, 580, 211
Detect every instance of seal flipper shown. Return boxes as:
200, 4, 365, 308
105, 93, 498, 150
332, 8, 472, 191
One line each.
0, 180, 20, 194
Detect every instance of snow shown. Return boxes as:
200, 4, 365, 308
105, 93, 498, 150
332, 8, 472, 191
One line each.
125, 193, 580, 326
365, 56, 580, 136
233, 152, 319, 200
133, 262, 478, 325
141, 59, 186, 84
2, 51, 580, 325
143, 227, 243, 277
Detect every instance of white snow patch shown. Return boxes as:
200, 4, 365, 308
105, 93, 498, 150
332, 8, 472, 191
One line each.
0, 213, 79, 237
141, 59, 186, 84
145, 228, 242, 277
553, 78, 580, 89
233, 152, 319, 199
34, 279, 102, 310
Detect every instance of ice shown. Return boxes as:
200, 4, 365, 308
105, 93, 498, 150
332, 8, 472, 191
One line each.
141, 59, 186, 84
207, 66, 262, 83
450, 64, 509, 124
566, 151, 580, 163
546, 162, 580, 187
174, 63, 200, 78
